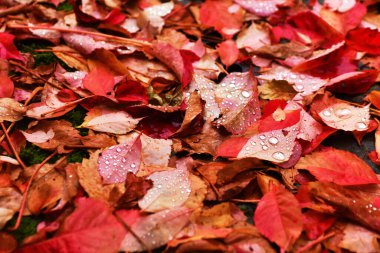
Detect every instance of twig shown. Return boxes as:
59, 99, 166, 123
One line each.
40, 97, 90, 117
8, 24, 152, 47
231, 198, 260, 203
9, 150, 58, 231
297, 232, 335, 253
0, 122, 27, 170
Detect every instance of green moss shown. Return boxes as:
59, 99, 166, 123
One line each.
57, 1, 73, 11
16, 41, 57, 67
62, 106, 89, 136
20, 143, 60, 166
63, 106, 87, 127
67, 149, 89, 163
6, 215, 42, 243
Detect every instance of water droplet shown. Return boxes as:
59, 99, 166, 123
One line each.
272, 152, 285, 161
241, 90, 250, 98
157, 184, 162, 189
356, 122, 367, 130
268, 137, 279, 145
259, 135, 266, 140
262, 145, 268, 150
116, 147, 122, 152
105, 161, 110, 165
295, 84, 304, 91
130, 163, 136, 168
335, 108, 351, 117
322, 109, 332, 117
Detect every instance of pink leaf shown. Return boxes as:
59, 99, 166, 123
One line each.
215, 72, 261, 134
16, 198, 125, 253
151, 41, 198, 88
235, 0, 288, 17
254, 186, 303, 250
217, 40, 239, 67
118, 207, 191, 252
98, 135, 142, 184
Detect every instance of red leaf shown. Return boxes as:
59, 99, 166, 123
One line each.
216, 137, 250, 158
346, 28, 380, 55
200, 0, 244, 39
296, 147, 380, 185
98, 135, 142, 184
365, 90, 380, 110
82, 64, 115, 96
0, 33, 23, 61
258, 109, 300, 133
104, 9, 126, 25
292, 44, 357, 78
217, 40, 239, 67
326, 70, 378, 94
303, 210, 336, 240
56, 89, 78, 102
254, 186, 303, 250
115, 80, 148, 104
151, 41, 198, 88
0, 71, 13, 98
16, 198, 125, 253
286, 11, 344, 49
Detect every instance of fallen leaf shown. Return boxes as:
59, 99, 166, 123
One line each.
138, 158, 192, 212
0, 98, 26, 122
339, 223, 380, 253
81, 106, 139, 134
78, 151, 124, 204
296, 147, 379, 185
254, 186, 303, 251
0, 187, 22, 229
17, 198, 125, 253
119, 207, 191, 252
215, 72, 261, 134
98, 134, 142, 184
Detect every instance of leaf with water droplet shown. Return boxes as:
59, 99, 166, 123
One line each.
98, 134, 142, 184
118, 207, 191, 252
0, 98, 26, 122
258, 64, 327, 96
318, 103, 370, 132
215, 72, 261, 134
138, 158, 192, 212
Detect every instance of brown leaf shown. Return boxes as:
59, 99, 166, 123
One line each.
116, 172, 153, 209
27, 169, 65, 214
258, 80, 297, 101
0, 187, 21, 229
0, 98, 26, 122
306, 182, 380, 232
26, 120, 82, 153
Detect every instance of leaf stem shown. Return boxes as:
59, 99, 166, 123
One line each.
0, 122, 27, 170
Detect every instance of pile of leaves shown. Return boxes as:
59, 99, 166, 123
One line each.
1, 0, 380, 252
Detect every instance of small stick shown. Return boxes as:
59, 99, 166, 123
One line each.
297, 232, 335, 253
231, 198, 260, 203
8, 24, 152, 47
0, 122, 27, 170
9, 150, 58, 231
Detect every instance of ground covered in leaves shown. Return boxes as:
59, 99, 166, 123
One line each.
1, 0, 380, 252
